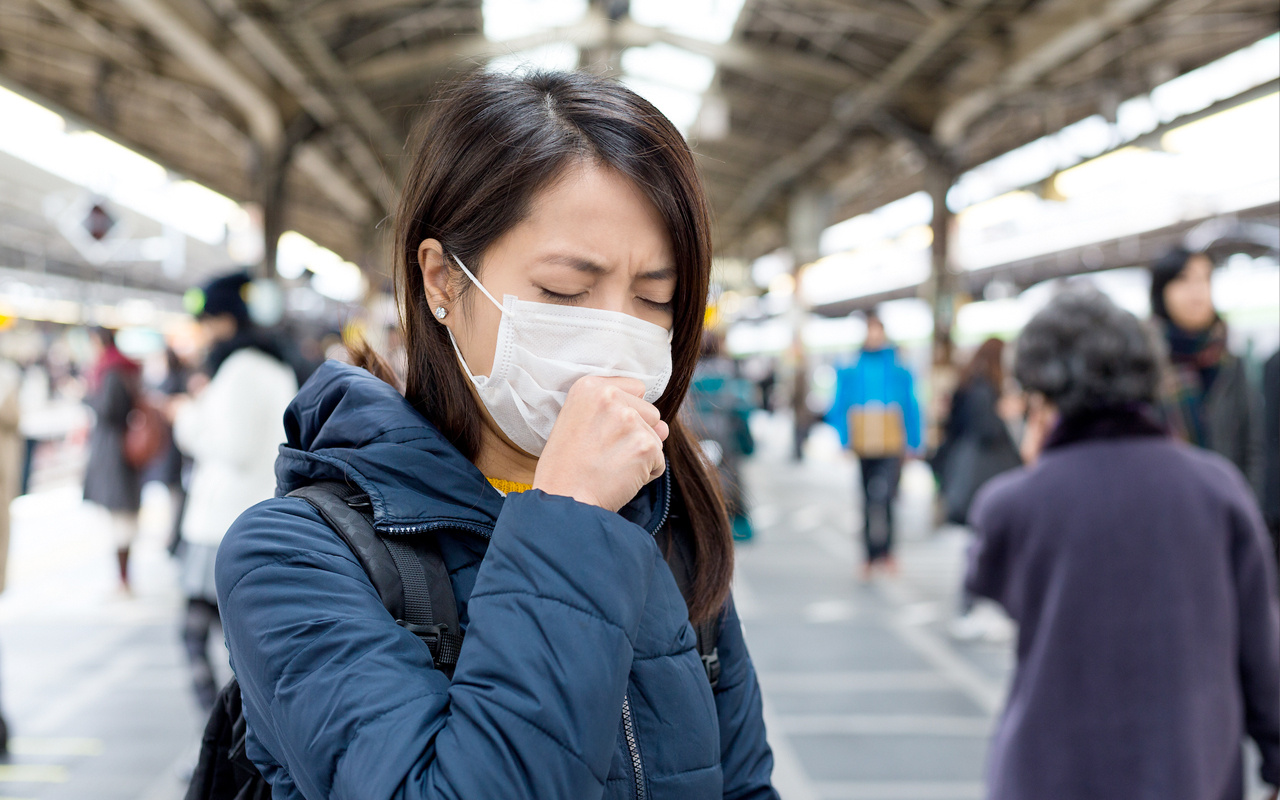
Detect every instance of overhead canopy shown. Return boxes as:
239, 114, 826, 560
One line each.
1, 0, 1275, 280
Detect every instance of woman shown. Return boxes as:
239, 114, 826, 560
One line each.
966, 287, 1279, 800
83, 327, 142, 593
937, 337, 1021, 526
216, 72, 776, 799
1150, 247, 1263, 494
172, 271, 298, 712
689, 333, 756, 541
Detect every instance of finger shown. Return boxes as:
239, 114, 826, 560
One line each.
648, 428, 667, 478
625, 397, 662, 427
652, 419, 669, 441
598, 376, 646, 399
649, 454, 666, 480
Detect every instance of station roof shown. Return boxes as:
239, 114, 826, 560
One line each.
1, 0, 1276, 279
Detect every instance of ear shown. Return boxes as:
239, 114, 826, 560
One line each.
417, 238, 453, 315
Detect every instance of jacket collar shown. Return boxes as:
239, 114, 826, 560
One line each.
276, 361, 669, 535
1043, 403, 1168, 451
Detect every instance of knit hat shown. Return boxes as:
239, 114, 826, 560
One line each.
186, 271, 251, 324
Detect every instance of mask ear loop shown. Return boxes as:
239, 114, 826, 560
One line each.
451, 253, 505, 314
444, 252, 504, 384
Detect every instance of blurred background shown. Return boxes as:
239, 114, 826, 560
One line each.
0, 0, 1276, 798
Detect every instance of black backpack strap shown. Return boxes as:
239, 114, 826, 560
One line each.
289, 483, 405, 618
287, 482, 463, 676
693, 615, 721, 690
381, 536, 464, 672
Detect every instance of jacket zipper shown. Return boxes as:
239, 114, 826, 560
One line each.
377, 466, 672, 539
378, 519, 493, 538
645, 463, 673, 536
621, 695, 646, 800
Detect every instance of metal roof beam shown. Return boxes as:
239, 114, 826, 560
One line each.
113, 0, 283, 150
264, 1, 404, 160
639, 22, 865, 87
934, 0, 1168, 146
351, 17, 864, 89
352, 18, 608, 83
338, 7, 478, 63
107, 0, 374, 225
719, 0, 994, 236
205, 0, 394, 205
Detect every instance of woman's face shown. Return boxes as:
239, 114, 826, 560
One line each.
1163, 254, 1216, 332
419, 162, 676, 379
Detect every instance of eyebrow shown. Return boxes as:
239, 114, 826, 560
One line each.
539, 255, 676, 282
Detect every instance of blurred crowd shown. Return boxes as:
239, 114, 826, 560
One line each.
0, 242, 1276, 795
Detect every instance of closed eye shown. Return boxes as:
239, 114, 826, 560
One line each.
640, 297, 674, 311
538, 287, 587, 304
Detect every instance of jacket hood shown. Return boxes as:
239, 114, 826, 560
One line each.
275, 361, 669, 534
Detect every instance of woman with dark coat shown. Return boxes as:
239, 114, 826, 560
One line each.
937, 337, 1021, 526
1150, 247, 1263, 495
965, 287, 1279, 800
83, 327, 142, 592
215, 71, 776, 799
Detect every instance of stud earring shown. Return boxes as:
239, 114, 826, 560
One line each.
434, 306, 447, 320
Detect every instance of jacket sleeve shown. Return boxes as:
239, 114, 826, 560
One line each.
899, 367, 922, 452
1229, 479, 1280, 786
713, 596, 779, 800
218, 488, 661, 800
824, 366, 851, 447
1238, 364, 1266, 500
964, 480, 1014, 613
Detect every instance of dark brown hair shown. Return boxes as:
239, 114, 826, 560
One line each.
358, 70, 731, 623
959, 337, 1005, 391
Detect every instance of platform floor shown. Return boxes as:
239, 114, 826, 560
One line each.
0, 414, 1266, 799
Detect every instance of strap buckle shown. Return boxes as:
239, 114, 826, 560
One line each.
397, 619, 448, 647
701, 647, 721, 690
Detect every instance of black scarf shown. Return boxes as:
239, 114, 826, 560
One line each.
206, 326, 291, 378
1044, 403, 1168, 451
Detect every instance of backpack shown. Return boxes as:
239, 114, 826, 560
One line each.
186, 481, 720, 800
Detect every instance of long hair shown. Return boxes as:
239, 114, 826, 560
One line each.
959, 338, 1004, 391
354, 70, 731, 623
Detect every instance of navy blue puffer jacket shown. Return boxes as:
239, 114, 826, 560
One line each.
215, 362, 778, 800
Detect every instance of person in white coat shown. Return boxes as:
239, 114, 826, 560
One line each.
172, 271, 298, 710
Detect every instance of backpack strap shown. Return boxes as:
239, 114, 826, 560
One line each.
287, 482, 463, 677
693, 615, 721, 690
381, 535, 464, 672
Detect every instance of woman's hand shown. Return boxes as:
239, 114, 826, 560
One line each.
533, 376, 668, 512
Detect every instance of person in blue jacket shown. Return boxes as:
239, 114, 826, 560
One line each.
215, 71, 778, 800
825, 312, 922, 578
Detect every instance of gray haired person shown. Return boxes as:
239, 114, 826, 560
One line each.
965, 286, 1279, 800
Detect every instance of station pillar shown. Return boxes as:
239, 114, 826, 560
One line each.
256, 138, 294, 280
786, 185, 830, 460
925, 164, 957, 370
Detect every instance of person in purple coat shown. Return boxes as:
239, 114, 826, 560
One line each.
966, 286, 1279, 800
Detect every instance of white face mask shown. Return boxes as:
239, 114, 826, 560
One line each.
446, 254, 673, 457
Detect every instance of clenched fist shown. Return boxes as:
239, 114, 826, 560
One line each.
532, 376, 668, 512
